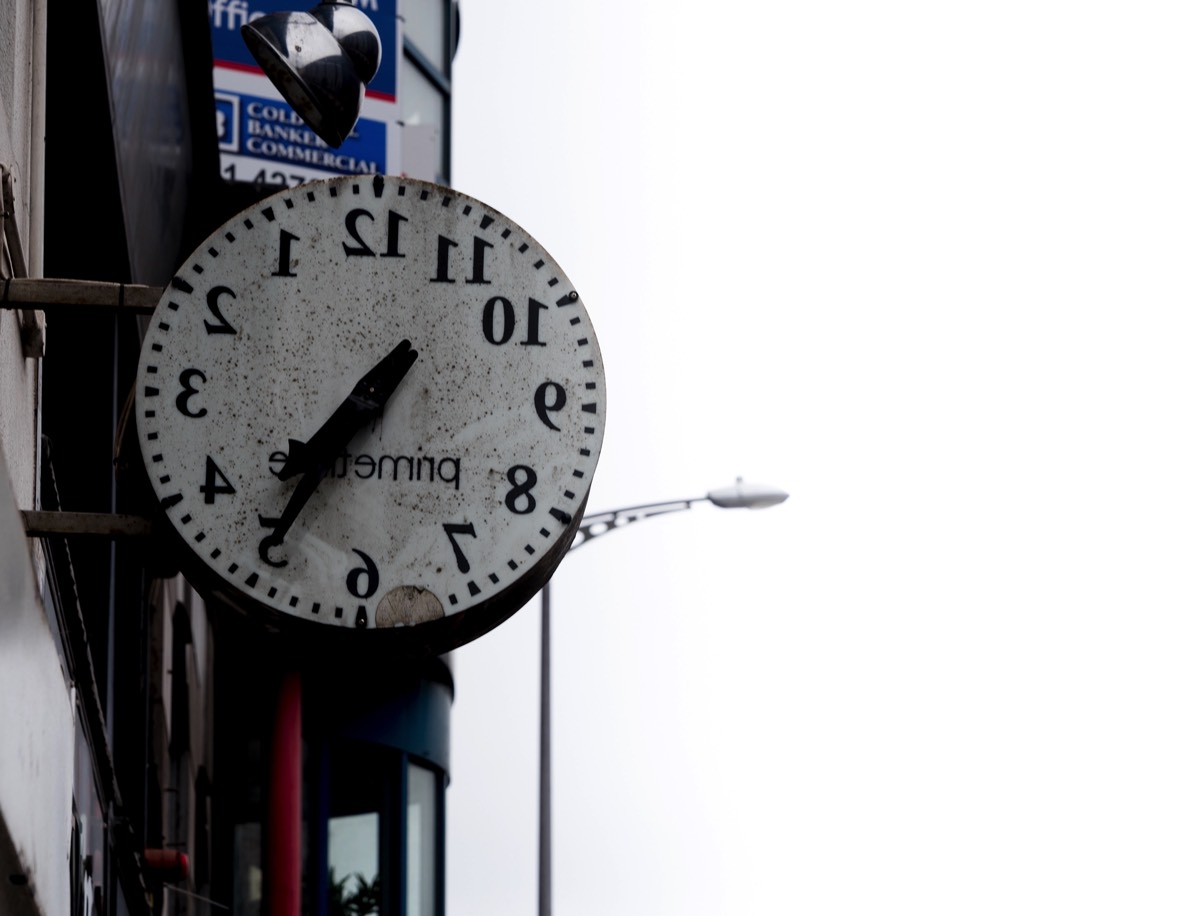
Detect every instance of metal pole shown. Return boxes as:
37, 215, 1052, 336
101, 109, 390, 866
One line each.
538, 582, 552, 916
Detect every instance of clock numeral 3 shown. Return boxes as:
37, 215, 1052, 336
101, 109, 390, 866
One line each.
176, 368, 208, 418
505, 466, 537, 515
443, 522, 478, 573
482, 297, 547, 347
200, 456, 236, 504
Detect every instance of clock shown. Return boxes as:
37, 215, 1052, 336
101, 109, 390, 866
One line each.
134, 175, 605, 652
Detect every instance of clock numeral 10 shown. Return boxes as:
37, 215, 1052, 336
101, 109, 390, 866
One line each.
482, 297, 547, 347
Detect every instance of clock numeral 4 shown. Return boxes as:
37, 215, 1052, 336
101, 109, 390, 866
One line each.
200, 456, 236, 504
443, 522, 478, 573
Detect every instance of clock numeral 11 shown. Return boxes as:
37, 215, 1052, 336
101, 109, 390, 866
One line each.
431, 235, 493, 284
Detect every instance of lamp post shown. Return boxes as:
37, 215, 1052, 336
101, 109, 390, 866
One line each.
537, 479, 789, 916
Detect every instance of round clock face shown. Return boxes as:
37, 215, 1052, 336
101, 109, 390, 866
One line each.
134, 175, 605, 648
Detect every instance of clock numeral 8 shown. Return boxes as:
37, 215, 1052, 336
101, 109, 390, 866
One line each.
505, 465, 537, 515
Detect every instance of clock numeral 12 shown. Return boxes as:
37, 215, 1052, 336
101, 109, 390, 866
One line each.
343, 209, 407, 258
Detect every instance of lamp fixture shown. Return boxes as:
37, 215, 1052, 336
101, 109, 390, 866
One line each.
241, 0, 381, 148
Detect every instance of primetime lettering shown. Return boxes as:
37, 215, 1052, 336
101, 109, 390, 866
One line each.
268, 450, 462, 490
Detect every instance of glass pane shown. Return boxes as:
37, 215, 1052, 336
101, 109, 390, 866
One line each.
328, 813, 380, 916
405, 0, 447, 71
401, 58, 446, 136
406, 763, 439, 916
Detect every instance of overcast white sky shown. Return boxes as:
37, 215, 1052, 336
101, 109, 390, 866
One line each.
444, 3, 1200, 914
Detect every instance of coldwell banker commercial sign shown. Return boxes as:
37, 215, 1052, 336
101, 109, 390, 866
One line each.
210, 0, 401, 183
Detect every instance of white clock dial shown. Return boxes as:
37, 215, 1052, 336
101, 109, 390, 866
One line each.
135, 175, 605, 648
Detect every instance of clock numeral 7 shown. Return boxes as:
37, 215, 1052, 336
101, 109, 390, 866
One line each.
443, 522, 478, 573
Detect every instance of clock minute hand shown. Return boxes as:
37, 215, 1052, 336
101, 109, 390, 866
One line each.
278, 338, 418, 480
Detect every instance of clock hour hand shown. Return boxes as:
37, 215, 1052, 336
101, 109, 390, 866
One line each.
278, 338, 418, 480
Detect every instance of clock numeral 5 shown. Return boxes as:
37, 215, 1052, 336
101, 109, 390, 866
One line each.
343, 208, 407, 258
482, 296, 547, 347
443, 522, 478, 573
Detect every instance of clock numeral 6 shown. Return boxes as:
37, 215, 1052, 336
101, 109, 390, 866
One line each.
482, 296, 547, 347
346, 548, 380, 599
176, 368, 208, 418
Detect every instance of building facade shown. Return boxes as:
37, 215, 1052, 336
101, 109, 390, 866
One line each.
0, 2, 458, 914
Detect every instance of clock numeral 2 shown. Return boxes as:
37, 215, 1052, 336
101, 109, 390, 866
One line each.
204, 286, 237, 334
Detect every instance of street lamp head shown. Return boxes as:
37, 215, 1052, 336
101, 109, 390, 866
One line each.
242, 0, 381, 148
706, 478, 789, 510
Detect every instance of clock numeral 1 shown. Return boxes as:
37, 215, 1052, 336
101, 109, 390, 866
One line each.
200, 456, 236, 504
273, 229, 299, 277
482, 297, 547, 347
431, 235, 492, 284
443, 522, 478, 573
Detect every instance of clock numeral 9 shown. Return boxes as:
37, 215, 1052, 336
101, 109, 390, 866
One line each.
534, 382, 566, 431
346, 548, 380, 598
343, 208, 407, 258
482, 296, 547, 347
505, 465, 537, 515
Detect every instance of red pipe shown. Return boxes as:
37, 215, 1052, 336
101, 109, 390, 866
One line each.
268, 669, 302, 916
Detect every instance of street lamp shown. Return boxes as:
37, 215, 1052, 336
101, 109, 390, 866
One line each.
538, 479, 789, 916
